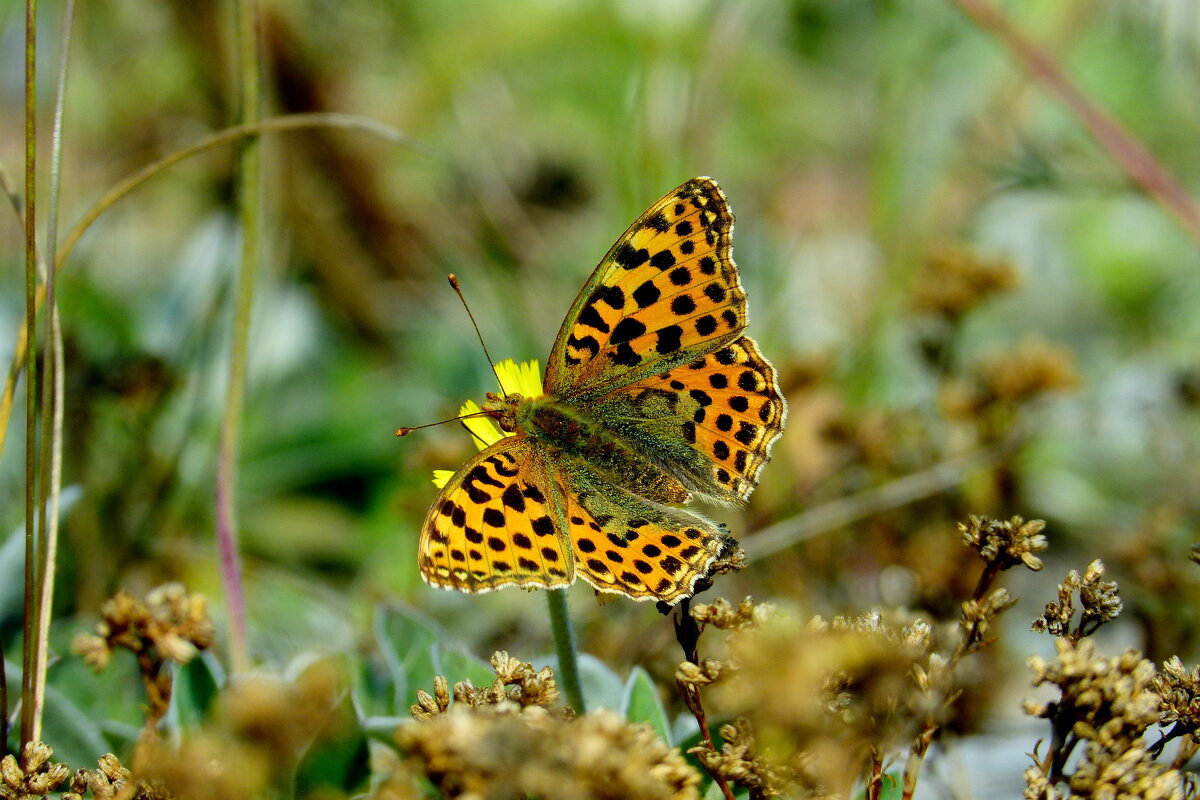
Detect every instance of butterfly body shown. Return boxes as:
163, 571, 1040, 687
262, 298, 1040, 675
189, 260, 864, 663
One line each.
419, 178, 786, 604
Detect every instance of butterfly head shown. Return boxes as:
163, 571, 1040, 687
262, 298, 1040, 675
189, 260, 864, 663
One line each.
482, 391, 525, 434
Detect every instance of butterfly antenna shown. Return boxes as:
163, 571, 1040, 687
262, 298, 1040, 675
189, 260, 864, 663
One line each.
396, 411, 491, 437
448, 274, 508, 396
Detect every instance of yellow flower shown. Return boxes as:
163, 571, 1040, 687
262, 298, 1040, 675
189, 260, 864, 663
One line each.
432, 360, 542, 489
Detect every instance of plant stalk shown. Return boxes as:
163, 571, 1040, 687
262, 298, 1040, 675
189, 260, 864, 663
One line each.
215, 0, 263, 675
545, 588, 585, 712
21, 0, 39, 750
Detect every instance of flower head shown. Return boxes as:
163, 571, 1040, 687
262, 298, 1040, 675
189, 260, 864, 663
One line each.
432, 359, 542, 488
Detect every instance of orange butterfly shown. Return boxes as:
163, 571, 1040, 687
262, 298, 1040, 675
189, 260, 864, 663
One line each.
418, 178, 785, 604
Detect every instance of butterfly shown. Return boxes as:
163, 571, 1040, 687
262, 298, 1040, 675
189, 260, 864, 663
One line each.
418, 177, 786, 604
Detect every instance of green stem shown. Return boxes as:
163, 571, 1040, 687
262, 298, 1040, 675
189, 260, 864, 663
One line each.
30, 0, 75, 745
545, 588, 585, 712
216, 0, 262, 675
21, 0, 38, 750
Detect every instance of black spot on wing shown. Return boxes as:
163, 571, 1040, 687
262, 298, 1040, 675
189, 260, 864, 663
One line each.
671, 295, 696, 315
577, 304, 610, 334
608, 342, 641, 366
656, 325, 683, 354
501, 484, 525, 512
650, 249, 676, 270
615, 244, 649, 270
610, 318, 647, 345
632, 280, 661, 309
567, 334, 599, 358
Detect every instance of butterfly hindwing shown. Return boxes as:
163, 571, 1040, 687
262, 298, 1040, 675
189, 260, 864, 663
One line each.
559, 462, 741, 603
419, 438, 573, 593
591, 336, 786, 504
545, 177, 747, 401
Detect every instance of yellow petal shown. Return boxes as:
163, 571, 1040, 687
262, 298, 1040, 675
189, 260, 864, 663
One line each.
429, 360, 544, 485
494, 358, 542, 398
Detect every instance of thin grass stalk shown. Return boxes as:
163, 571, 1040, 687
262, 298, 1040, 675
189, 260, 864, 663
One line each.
216, 0, 264, 674
545, 589, 585, 713
0, 114, 419, 464
29, 0, 77, 743
21, 0, 39, 750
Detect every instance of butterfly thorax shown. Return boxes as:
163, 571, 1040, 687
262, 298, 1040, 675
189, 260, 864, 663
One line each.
484, 391, 691, 505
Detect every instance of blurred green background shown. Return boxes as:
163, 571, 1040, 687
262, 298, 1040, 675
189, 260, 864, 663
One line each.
2, 0, 1200, 724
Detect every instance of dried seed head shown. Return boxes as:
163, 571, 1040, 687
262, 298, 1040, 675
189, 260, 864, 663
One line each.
960, 516, 1048, 572
398, 706, 699, 800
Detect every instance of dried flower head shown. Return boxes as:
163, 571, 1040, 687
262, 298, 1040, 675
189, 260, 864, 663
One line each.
1032, 560, 1122, 641
690, 596, 773, 631
218, 657, 350, 762
911, 246, 1018, 319
690, 718, 789, 799
72, 583, 214, 671
709, 611, 937, 797
0, 742, 72, 800
411, 651, 562, 721
398, 706, 699, 800
1023, 638, 1183, 798
72, 584, 216, 743
135, 733, 270, 800
1154, 656, 1200, 739
960, 515, 1047, 572
976, 338, 1079, 404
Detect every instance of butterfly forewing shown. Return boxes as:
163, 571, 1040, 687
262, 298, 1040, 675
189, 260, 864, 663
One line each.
545, 177, 747, 401
420, 438, 574, 593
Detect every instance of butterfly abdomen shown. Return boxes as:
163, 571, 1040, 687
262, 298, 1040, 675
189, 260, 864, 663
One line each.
520, 398, 691, 505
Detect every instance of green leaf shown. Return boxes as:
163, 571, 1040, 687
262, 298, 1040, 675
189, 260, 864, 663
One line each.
621, 666, 671, 744
294, 691, 370, 795
571, 653, 624, 711
373, 604, 442, 715
166, 652, 224, 732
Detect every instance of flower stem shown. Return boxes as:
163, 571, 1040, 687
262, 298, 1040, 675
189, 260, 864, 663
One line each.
216, 0, 262, 675
545, 589, 585, 712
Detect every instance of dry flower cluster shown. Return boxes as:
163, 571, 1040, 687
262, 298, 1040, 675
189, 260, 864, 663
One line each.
911, 246, 1019, 320
61, 585, 350, 800
1, 744, 168, 800
1031, 559, 1123, 642
397, 652, 698, 800
1020, 561, 1200, 799
668, 516, 1052, 800
71, 582, 214, 739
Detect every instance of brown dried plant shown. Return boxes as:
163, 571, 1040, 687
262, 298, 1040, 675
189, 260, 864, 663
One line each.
72, 583, 214, 745
398, 652, 699, 800
670, 515, 1049, 800
1023, 561, 1200, 799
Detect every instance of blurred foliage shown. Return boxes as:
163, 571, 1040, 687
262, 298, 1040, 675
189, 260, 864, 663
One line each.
3, 0, 1200, 795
